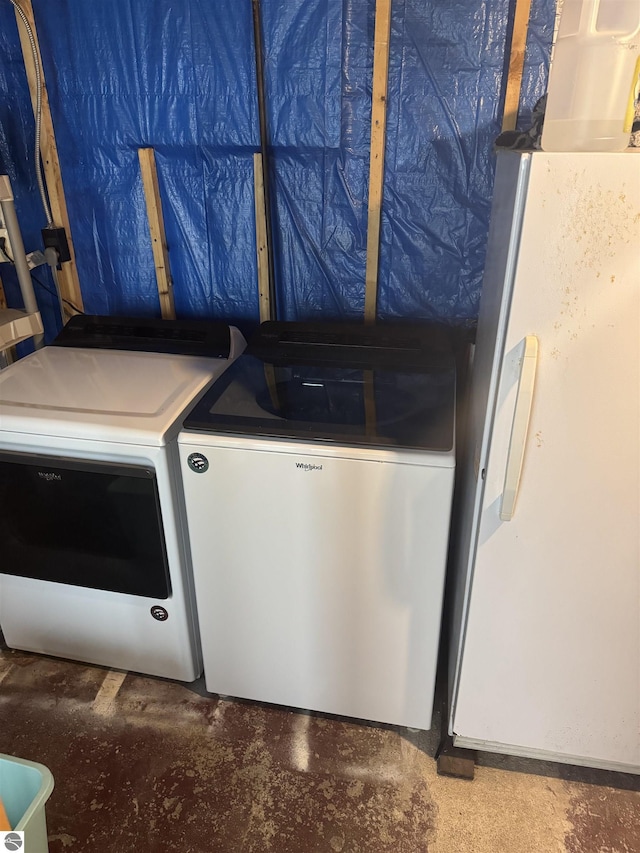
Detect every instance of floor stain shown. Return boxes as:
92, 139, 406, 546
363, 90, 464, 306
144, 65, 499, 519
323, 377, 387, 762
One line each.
565, 784, 640, 853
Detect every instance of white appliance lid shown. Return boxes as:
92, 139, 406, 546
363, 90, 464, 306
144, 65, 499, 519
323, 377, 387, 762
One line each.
0, 344, 239, 445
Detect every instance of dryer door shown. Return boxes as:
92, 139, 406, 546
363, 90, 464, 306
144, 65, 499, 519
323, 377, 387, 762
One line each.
0, 452, 171, 598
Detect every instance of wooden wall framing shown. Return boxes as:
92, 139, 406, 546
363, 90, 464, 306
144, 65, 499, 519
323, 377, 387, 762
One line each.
15, 0, 83, 320
253, 154, 272, 323
363, 0, 392, 324
502, 0, 533, 131
138, 148, 176, 320
12, 0, 536, 330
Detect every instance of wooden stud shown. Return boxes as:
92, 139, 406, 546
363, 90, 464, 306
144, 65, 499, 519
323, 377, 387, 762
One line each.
252, 156, 280, 406
364, 0, 393, 324
253, 153, 271, 324
502, 0, 533, 132
138, 148, 175, 320
15, 0, 83, 320
253, 156, 279, 407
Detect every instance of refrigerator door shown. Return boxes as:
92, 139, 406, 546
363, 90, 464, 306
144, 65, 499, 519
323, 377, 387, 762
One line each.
451, 151, 640, 771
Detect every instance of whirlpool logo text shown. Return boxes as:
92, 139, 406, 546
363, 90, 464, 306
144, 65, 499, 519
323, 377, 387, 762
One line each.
295, 462, 323, 472
37, 471, 62, 481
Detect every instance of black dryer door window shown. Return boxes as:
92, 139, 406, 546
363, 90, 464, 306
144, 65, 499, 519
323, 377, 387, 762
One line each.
0, 452, 171, 598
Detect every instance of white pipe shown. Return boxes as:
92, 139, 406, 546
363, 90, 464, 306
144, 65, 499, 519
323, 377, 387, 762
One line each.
0, 176, 44, 348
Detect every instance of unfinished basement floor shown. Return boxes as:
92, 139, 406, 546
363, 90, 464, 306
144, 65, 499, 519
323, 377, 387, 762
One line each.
1, 640, 639, 853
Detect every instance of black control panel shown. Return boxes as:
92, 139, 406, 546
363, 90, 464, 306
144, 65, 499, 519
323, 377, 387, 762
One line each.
247, 320, 453, 370
53, 315, 232, 358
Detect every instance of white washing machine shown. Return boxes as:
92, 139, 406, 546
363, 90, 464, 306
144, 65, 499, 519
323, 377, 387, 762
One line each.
0, 316, 245, 681
179, 322, 456, 728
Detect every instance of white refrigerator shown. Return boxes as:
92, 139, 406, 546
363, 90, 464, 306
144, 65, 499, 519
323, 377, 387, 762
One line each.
448, 150, 640, 773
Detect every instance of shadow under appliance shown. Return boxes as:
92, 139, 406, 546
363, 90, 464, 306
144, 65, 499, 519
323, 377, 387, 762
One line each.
179, 321, 456, 727
0, 316, 245, 681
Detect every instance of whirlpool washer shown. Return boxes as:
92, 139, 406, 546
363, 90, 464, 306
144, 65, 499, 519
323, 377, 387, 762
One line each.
0, 316, 245, 681
179, 321, 456, 727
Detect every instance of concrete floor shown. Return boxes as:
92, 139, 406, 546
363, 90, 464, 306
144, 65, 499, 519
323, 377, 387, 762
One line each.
1, 642, 639, 852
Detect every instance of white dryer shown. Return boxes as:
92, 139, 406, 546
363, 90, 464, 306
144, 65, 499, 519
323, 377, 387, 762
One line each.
0, 316, 244, 681
179, 322, 456, 728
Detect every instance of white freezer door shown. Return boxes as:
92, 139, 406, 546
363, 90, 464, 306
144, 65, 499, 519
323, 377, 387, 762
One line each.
452, 152, 640, 771
180, 437, 454, 729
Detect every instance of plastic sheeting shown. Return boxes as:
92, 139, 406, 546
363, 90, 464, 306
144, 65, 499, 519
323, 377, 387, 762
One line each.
0, 0, 555, 340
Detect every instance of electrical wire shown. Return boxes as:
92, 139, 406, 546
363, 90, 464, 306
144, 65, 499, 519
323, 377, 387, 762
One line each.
30, 270, 84, 316
9, 0, 53, 227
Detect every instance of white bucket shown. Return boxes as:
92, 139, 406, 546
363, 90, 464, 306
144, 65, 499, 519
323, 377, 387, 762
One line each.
542, 0, 640, 151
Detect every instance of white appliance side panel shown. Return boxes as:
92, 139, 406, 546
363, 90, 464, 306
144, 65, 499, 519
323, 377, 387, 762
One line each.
0, 436, 202, 682
453, 152, 640, 768
447, 152, 531, 710
180, 438, 455, 729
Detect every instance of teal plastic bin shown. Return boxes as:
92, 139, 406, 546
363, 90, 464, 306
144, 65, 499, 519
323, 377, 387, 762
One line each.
0, 754, 54, 853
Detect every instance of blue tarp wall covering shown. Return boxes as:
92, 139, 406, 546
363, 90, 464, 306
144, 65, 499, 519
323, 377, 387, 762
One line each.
0, 0, 554, 341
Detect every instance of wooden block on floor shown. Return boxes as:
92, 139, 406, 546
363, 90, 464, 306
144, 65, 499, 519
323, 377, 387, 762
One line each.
436, 738, 476, 780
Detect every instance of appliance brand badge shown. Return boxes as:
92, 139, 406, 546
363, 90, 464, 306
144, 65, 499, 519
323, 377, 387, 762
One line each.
296, 462, 323, 472
150, 606, 169, 622
37, 471, 61, 481
187, 452, 209, 473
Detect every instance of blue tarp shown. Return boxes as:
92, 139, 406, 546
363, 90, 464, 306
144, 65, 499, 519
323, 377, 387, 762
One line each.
0, 0, 554, 341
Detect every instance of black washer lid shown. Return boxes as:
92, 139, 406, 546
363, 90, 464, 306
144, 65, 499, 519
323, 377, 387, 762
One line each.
53, 315, 233, 358
184, 321, 456, 452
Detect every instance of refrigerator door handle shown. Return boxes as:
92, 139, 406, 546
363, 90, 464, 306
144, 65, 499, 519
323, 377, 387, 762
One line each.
500, 335, 538, 521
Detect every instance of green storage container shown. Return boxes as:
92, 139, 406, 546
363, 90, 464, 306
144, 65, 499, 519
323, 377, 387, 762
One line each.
0, 754, 54, 853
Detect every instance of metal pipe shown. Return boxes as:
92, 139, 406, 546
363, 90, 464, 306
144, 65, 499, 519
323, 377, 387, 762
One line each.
251, 0, 277, 321
0, 177, 44, 348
